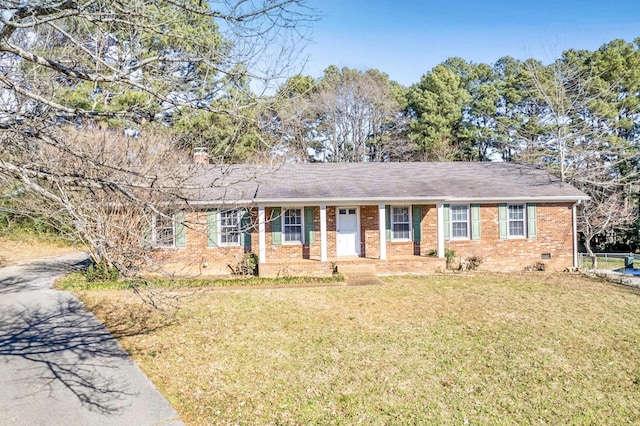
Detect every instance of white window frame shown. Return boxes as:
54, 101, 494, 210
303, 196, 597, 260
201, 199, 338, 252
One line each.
282, 208, 304, 244
507, 204, 526, 238
152, 214, 175, 247
391, 206, 411, 241
219, 209, 242, 246
450, 204, 470, 240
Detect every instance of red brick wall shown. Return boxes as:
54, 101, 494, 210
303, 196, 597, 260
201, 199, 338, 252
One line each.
151, 211, 250, 276
360, 205, 379, 258
443, 203, 575, 271
356, 202, 575, 271
151, 202, 576, 277
263, 207, 338, 260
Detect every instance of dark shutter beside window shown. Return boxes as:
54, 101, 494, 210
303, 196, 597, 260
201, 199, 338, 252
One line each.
304, 207, 315, 244
271, 207, 282, 245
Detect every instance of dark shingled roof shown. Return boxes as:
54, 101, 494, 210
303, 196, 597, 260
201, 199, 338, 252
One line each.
184, 162, 588, 205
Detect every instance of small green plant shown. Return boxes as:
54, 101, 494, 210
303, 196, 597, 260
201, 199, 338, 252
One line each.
427, 248, 457, 268
444, 248, 456, 267
229, 253, 259, 276
84, 261, 120, 282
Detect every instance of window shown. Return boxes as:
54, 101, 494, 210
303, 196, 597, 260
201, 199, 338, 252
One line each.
153, 214, 174, 247
392, 206, 410, 240
450, 205, 469, 239
508, 204, 526, 237
339, 208, 356, 215
220, 209, 241, 245
283, 208, 303, 243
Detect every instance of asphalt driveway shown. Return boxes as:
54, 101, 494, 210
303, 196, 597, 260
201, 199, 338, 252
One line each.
0, 253, 182, 425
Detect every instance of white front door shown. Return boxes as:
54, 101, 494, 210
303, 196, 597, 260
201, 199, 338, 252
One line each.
337, 208, 359, 256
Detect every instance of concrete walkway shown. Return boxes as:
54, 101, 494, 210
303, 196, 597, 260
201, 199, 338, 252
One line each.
0, 253, 182, 426
338, 264, 384, 286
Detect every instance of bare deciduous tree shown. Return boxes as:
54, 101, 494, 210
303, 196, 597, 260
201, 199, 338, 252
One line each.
524, 58, 639, 267
0, 1, 310, 273
267, 67, 409, 162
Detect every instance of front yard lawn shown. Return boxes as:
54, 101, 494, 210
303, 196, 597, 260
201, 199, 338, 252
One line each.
78, 273, 640, 425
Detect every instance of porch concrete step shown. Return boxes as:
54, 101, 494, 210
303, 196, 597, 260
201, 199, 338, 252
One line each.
336, 263, 383, 286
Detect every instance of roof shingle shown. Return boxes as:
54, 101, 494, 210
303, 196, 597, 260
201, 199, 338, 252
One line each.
184, 162, 588, 205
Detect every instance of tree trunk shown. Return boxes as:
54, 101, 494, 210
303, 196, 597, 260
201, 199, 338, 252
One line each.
584, 238, 597, 269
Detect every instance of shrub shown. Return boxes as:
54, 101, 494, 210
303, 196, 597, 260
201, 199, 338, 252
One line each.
445, 248, 456, 268
525, 261, 547, 272
461, 255, 483, 271
428, 248, 457, 268
229, 253, 259, 276
85, 261, 119, 282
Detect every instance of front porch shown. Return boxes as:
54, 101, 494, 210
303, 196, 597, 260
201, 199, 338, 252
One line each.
257, 255, 446, 278
256, 204, 447, 269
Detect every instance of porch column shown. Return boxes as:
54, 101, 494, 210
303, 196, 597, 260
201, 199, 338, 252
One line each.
320, 204, 328, 262
258, 205, 266, 264
437, 203, 445, 258
573, 203, 578, 268
379, 204, 387, 260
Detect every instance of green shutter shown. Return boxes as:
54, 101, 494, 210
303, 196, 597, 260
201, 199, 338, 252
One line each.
175, 211, 186, 248
241, 209, 252, 248
443, 204, 450, 241
304, 207, 315, 244
207, 210, 218, 247
471, 204, 481, 240
385, 205, 391, 241
412, 205, 422, 242
527, 204, 537, 238
499, 204, 508, 239
271, 207, 282, 245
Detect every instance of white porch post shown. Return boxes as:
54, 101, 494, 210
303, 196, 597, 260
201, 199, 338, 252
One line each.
437, 203, 445, 258
320, 204, 328, 262
573, 203, 578, 269
258, 205, 266, 264
379, 204, 387, 260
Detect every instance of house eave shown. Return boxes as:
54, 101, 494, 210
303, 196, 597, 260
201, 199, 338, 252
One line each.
441, 195, 590, 204
248, 195, 590, 207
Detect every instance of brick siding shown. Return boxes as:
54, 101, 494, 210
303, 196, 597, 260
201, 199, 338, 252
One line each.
151, 202, 576, 277
442, 203, 575, 272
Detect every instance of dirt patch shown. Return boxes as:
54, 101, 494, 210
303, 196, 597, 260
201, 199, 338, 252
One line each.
0, 237, 83, 266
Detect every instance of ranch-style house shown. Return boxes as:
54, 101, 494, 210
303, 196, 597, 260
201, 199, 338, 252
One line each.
149, 159, 589, 277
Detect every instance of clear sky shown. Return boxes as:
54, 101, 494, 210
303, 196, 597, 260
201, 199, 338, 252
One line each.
302, 0, 640, 86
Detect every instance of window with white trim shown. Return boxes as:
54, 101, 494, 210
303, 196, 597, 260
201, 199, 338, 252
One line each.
391, 206, 410, 240
508, 204, 526, 237
153, 214, 174, 247
450, 205, 470, 239
220, 209, 241, 245
283, 208, 303, 243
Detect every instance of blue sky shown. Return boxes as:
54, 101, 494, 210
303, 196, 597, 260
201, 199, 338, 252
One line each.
302, 0, 640, 86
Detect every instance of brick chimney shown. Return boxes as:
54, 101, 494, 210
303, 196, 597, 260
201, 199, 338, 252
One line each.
193, 147, 210, 165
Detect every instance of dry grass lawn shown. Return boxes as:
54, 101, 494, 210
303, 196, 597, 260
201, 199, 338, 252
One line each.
78, 273, 640, 425
0, 236, 81, 266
